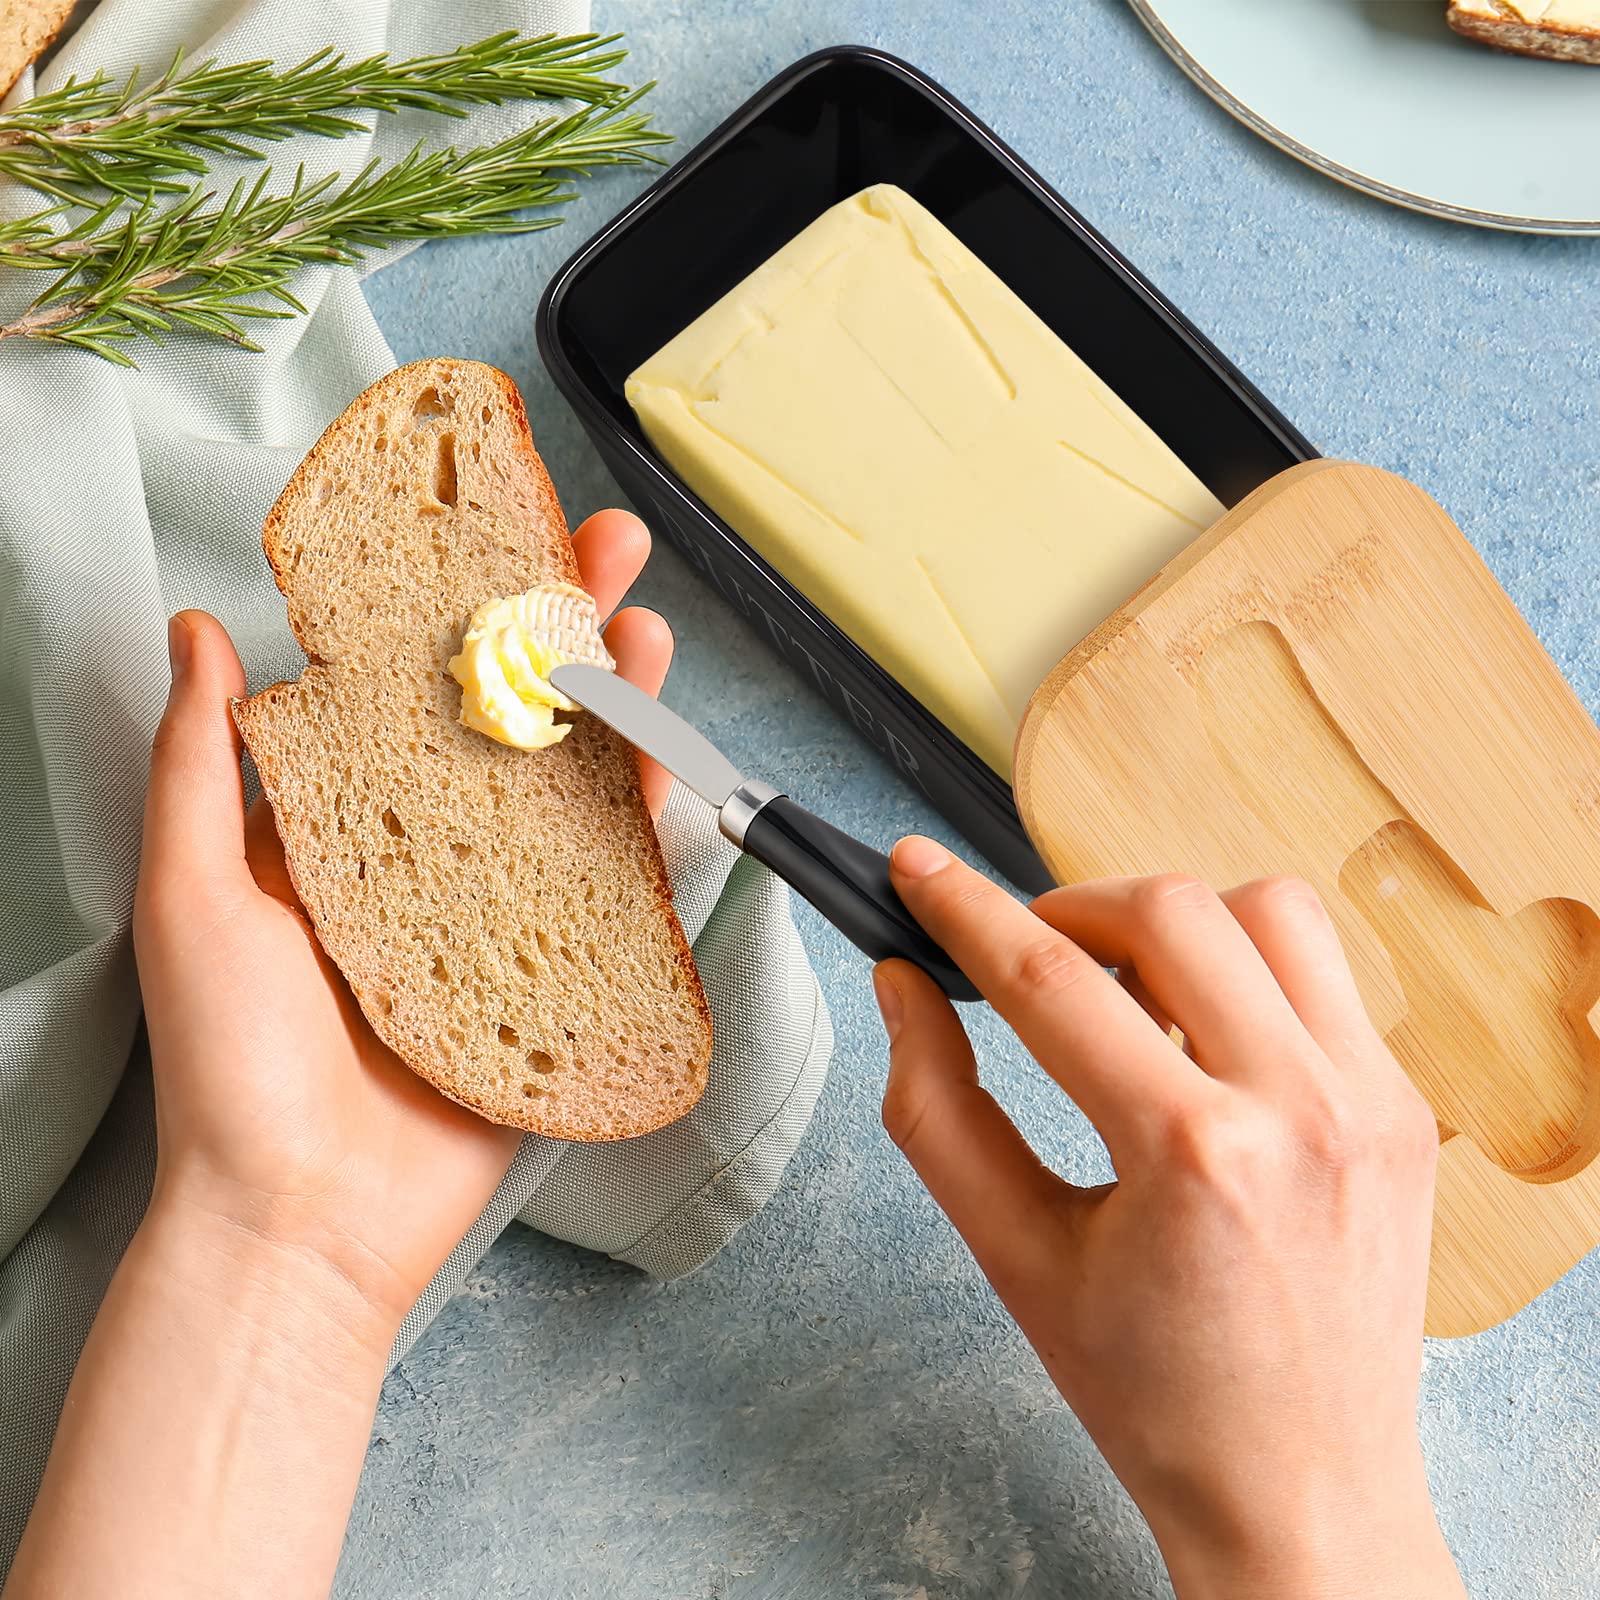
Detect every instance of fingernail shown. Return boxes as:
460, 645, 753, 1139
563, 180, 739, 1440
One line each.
892, 835, 951, 879
873, 966, 904, 1041
166, 615, 191, 678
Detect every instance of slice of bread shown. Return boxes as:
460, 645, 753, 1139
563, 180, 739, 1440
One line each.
1, 0, 76, 97
1447, 0, 1600, 63
234, 360, 712, 1140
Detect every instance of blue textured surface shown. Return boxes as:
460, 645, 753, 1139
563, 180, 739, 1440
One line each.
347, 3, 1600, 1595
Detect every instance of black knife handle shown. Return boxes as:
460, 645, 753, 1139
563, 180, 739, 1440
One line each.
740, 796, 981, 1003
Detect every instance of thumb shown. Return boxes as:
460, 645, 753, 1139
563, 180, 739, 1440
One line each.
137, 611, 251, 913
876, 958, 1069, 1294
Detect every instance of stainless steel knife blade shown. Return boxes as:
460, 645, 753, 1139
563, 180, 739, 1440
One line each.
550, 663, 746, 810
553, 665, 976, 1000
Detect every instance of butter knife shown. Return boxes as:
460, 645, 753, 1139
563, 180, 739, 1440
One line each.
549, 663, 980, 1003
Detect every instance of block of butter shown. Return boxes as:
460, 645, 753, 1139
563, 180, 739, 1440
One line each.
626, 184, 1224, 777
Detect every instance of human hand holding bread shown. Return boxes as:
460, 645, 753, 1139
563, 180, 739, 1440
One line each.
4, 506, 682, 1600
137, 508, 678, 1331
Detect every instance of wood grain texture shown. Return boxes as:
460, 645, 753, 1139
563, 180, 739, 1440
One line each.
1014, 460, 1600, 1336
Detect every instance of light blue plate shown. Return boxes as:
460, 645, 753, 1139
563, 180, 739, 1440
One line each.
1129, 0, 1600, 233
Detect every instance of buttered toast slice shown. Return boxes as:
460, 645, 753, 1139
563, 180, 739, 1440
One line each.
234, 361, 711, 1140
1447, 0, 1600, 63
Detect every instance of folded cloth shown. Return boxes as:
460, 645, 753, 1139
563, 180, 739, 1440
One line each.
0, 0, 832, 1566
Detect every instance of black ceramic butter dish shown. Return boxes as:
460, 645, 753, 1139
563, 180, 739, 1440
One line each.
537, 45, 1315, 893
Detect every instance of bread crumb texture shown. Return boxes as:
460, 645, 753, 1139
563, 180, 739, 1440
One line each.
234, 361, 712, 1140
1447, 0, 1600, 61
1, 0, 76, 96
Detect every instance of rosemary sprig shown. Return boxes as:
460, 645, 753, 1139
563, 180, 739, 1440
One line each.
0, 93, 668, 364
0, 31, 636, 202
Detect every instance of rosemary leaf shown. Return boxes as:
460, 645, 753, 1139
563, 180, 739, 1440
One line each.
0, 92, 668, 360
0, 31, 638, 202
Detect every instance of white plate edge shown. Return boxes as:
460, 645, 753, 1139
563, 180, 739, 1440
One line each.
1127, 0, 1600, 237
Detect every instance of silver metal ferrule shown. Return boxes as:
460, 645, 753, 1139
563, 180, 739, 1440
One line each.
719, 778, 783, 848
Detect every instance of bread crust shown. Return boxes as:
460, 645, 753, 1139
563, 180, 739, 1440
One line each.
1447, 2, 1600, 61
235, 360, 712, 1140
1, 0, 76, 99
